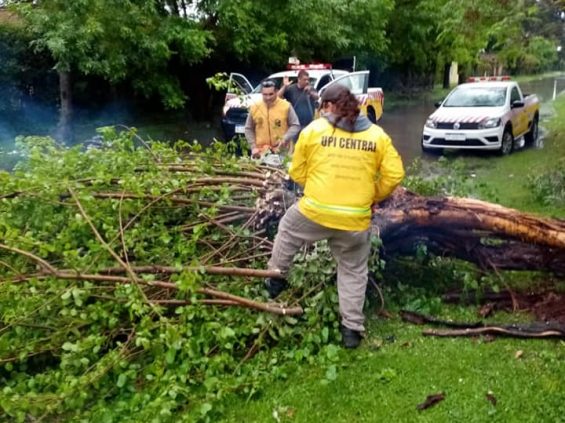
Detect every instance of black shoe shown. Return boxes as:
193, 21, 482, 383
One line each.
340, 326, 362, 349
265, 277, 288, 299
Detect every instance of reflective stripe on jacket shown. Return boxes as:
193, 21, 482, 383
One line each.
290, 117, 404, 231
250, 98, 290, 148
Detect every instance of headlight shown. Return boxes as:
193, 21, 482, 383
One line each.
425, 118, 436, 129
479, 118, 501, 129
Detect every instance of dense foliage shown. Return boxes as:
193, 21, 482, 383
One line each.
15, 0, 211, 109
198, 0, 394, 66
0, 0, 562, 117
0, 130, 389, 421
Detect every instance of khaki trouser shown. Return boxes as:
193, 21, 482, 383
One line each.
268, 204, 371, 332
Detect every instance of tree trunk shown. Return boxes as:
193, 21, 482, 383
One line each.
374, 189, 565, 275
56, 69, 73, 143
442, 62, 450, 89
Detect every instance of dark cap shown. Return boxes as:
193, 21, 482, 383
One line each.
320, 84, 350, 102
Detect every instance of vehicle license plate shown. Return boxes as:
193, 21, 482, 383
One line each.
235, 125, 245, 134
445, 133, 466, 141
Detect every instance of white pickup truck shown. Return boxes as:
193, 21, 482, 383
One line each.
422, 77, 540, 155
221, 66, 384, 141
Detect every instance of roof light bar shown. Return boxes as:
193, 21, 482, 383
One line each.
287, 63, 332, 70
467, 76, 511, 82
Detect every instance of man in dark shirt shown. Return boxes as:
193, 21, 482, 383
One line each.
278, 70, 319, 130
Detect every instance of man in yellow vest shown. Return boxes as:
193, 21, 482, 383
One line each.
245, 80, 301, 158
265, 84, 405, 349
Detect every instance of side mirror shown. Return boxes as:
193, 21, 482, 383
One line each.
511, 100, 524, 109
434, 101, 443, 108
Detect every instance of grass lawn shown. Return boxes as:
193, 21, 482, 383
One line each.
215, 97, 565, 422
220, 315, 564, 422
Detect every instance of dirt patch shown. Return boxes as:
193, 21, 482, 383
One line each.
523, 291, 565, 323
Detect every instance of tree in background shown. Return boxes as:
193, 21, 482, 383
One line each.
3, 0, 395, 136
1, 0, 562, 132
380, 0, 446, 89
382, 0, 562, 89
195, 0, 393, 67
8, 0, 211, 141
487, 0, 560, 74
434, 0, 527, 82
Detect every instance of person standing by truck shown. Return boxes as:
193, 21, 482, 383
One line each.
278, 70, 319, 131
245, 80, 301, 158
265, 84, 405, 349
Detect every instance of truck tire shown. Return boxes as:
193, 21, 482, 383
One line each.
524, 116, 539, 146
498, 128, 513, 156
367, 107, 377, 124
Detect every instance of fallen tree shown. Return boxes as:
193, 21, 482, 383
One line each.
1, 131, 563, 421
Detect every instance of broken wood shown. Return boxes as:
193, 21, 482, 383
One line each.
401, 310, 565, 339
417, 392, 445, 411
422, 326, 565, 339
374, 188, 565, 274
400, 310, 483, 328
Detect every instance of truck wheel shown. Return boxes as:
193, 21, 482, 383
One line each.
524, 116, 539, 145
367, 107, 377, 124
498, 129, 513, 156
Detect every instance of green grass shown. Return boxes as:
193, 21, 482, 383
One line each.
219, 313, 565, 423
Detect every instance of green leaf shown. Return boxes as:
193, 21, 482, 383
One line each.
325, 365, 337, 381
62, 342, 78, 352
220, 327, 236, 339
116, 373, 127, 388
165, 348, 176, 364
200, 402, 213, 416
322, 327, 329, 343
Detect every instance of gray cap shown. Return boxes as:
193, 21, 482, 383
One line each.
320, 84, 350, 102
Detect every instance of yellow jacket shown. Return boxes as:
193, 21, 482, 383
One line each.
250, 98, 291, 149
290, 116, 404, 231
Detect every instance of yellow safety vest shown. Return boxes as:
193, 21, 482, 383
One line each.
250, 98, 290, 148
290, 117, 405, 231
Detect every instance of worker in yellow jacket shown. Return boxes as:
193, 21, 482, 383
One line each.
245, 80, 301, 157
265, 84, 405, 349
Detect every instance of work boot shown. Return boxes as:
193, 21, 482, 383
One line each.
265, 277, 288, 299
340, 326, 363, 349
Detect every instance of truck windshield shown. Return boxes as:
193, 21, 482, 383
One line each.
443, 87, 507, 107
